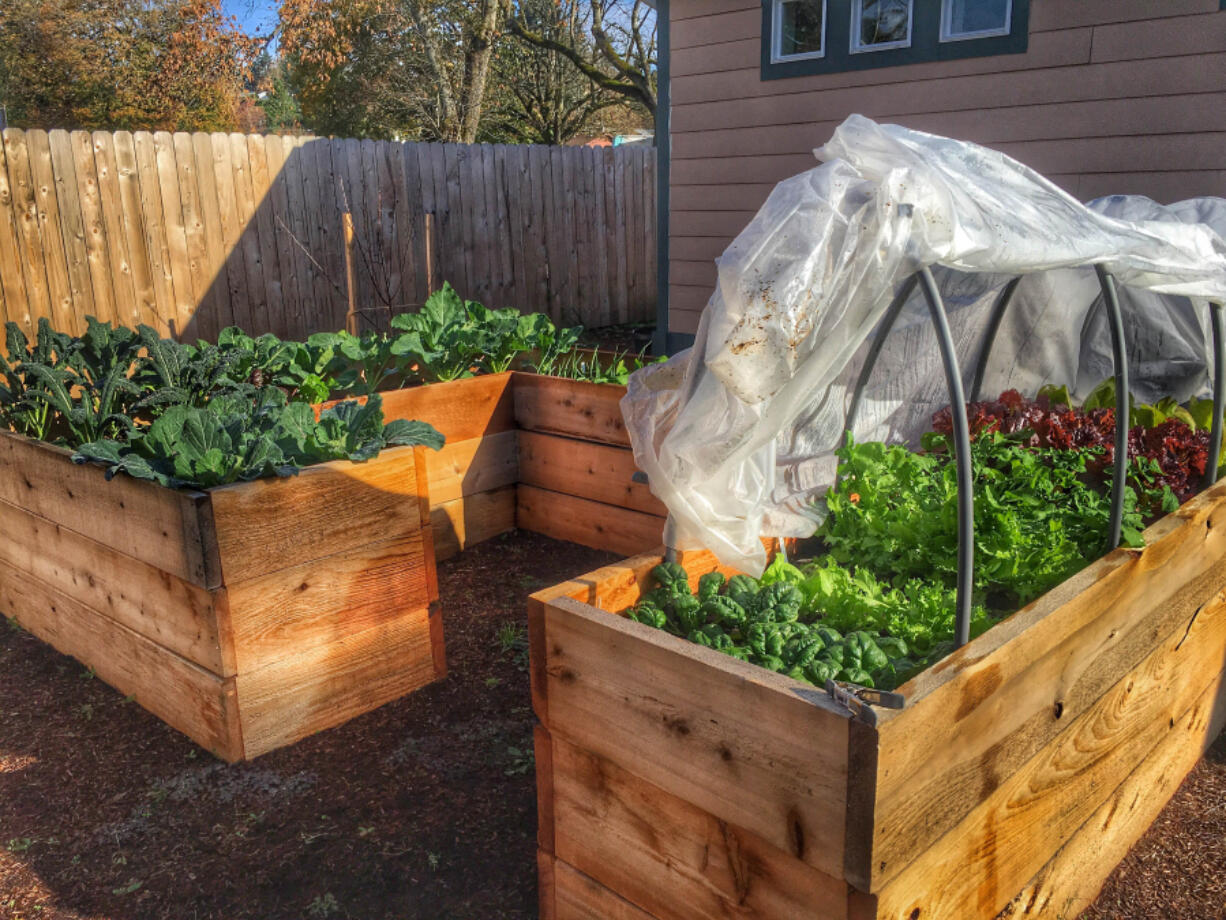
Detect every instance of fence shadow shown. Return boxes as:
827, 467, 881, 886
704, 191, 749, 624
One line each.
0, 129, 657, 344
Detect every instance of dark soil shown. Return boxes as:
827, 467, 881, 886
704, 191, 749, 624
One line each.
0, 532, 616, 920
1, 530, 1222, 920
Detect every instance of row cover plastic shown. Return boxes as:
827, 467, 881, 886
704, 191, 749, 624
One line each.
623, 115, 1226, 574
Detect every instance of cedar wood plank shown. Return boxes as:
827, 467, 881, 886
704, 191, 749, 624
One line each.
1005, 673, 1226, 918
424, 429, 518, 505
0, 557, 242, 761
223, 530, 433, 674
551, 732, 849, 920
0, 432, 214, 586
517, 430, 664, 517
513, 374, 630, 446
517, 485, 663, 557
540, 593, 851, 880
873, 590, 1226, 920
234, 605, 439, 758
0, 497, 227, 674
864, 485, 1226, 889
208, 443, 425, 585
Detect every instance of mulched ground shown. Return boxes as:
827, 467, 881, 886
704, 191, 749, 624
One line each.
0, 530, 1222, 920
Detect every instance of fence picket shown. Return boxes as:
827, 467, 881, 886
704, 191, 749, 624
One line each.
0, 131, 656, 341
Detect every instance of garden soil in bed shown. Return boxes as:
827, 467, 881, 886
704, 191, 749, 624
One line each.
0, 531, 1222, 920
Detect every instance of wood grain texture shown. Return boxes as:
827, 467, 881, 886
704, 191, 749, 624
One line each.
551, 732, 850, 920
549, 863, 657, 920
430, 484, 517, 561
234, 605, 439, 758
1005, 671, 1226, 918
224, 531, 432, 674
874, 589, 1226, 920
517, 485, 663, 556
209, 444, 424, 584
0, 498, 227, 674
865, 485, 1226, 889
517, 431, 664, 517
539, 594, 851, 880
321, 373, 515, 444
425, 430, 518, 505
0, 557, 242, 761
513, 374, 630, 447
0, 432, 213, 586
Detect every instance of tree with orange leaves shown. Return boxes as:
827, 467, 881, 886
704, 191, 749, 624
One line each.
278, 0, 503, 143
0, 0, 261, 131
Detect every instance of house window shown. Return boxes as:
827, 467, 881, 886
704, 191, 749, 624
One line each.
760, 0, 1029, 81
941, 0, 1011, 41
772, 0, 826, 61
852, 0, 913, 53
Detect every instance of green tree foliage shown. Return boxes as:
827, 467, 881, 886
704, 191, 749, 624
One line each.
0, 0, 261, 131
278, 0, 503, 142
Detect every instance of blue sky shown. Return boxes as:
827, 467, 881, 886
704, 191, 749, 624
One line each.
223, 0, 279, 37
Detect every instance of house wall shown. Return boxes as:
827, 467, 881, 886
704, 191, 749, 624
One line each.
667, 0, 1226, 336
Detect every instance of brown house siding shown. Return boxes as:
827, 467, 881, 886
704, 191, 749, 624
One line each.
668, 0, 1226, 335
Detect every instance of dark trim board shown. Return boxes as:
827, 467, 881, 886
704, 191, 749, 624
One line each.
654, 0, 673, 358
761, 0, 1030, 81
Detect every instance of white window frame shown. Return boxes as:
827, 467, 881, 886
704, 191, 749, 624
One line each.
771, 0, 827, 63
850, 0, 915, 54
940, 0, 1013, 42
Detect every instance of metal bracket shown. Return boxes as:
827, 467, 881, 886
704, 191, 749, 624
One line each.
826, 679, 905, 727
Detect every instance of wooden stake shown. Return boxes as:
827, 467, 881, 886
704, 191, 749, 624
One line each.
424, 210, 436, 296
343, 210, 357, 334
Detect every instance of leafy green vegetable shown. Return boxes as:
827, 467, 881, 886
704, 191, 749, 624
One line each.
73, 390, 443, 490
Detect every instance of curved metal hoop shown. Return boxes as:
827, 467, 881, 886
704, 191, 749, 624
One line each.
917, 268, 976, 647
1095, 266, 1130, 550
1206, 302, 1225, 490
970, 276, 1023, 403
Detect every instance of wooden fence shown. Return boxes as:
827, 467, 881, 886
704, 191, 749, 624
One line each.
0, 130, 657, 343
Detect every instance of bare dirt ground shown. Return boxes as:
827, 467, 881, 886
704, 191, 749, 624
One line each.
1, 531, 1222, 920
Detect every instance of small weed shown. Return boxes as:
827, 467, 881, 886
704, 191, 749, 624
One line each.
120, 694, 136, 705
516, 574, 542, 590
6, 616, 24, 633
112, 853, 127, 866
186, 748, 197, 759
6, 838, 33, 853
357, 826, 375, 837
80, 665, 96, 680
504, 746, 534, 776
306, 893, 340, 918
146, 786, 168, 805
426, 851, 440, 871
111, 879, 142, 896
77, 703, 94, 722
484, 676, 502, 689
496, 621, 529, 670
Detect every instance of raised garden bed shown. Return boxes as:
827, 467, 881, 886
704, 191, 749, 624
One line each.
350, 372, 666, 560
528, 486, 1226, 919
0, 430, 442, 762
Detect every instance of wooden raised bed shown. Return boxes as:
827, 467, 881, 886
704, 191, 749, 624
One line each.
0, 430, 443, 762
514, 374, 666, 557
349, 372, 665, 559
529, 485, 1226, 919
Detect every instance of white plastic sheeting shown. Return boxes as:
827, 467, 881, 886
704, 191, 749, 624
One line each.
623, 115, 1226, 575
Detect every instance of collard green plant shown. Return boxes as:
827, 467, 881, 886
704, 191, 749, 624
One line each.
390, 283, 487, 382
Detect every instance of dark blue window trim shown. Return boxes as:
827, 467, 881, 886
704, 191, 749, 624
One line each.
761, 0, 1029, 81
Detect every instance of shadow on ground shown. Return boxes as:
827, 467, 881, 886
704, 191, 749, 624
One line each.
0, 532, 617, 920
